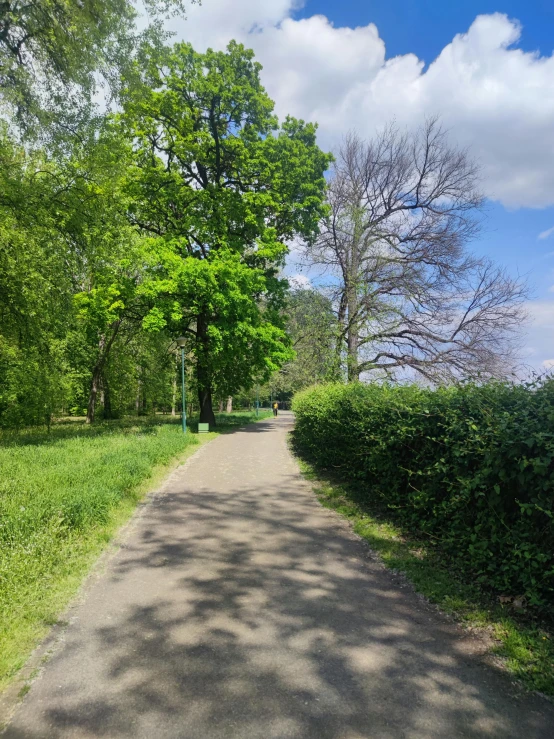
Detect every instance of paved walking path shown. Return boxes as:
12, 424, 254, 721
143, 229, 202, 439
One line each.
3, 413, 554, 738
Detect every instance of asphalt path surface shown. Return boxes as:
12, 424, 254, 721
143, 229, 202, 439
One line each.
3, 412, 554, 738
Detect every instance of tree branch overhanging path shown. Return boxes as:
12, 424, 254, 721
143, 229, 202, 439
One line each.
0, 0, 197, 128
302, 119, 527, 384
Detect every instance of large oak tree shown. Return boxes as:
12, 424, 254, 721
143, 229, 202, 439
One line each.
120, 41, 331, 424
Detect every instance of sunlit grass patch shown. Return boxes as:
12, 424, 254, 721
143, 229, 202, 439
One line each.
0, 410, 266, 691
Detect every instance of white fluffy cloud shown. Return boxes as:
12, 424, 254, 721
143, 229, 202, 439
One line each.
172, 0, 299, 51
287, 274, 312, 289
539, 226, 554, 240
522, 301, 554, 370
169, 2, 554, 209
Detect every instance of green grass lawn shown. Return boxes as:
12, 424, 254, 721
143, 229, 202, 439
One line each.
294, 454, 554, 698
0, 411, 269, 691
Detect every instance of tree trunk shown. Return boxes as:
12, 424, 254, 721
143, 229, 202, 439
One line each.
335, 291, 348, 380
346, 223, 360, 383
171, 372, 177, 417
198, 385, 216, 426
103, 374, 112, 419
226, 396, 233, 413
86, 334, 106, 424
218, 399, 224, 412
135, 373, 141, 415
86, 321, 122, 424
347, 324, 359, 382
196, 312, 216, 426
86, 363, 103, 424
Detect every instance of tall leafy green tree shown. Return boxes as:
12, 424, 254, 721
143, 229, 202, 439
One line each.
49, 123, 151, 423
120, 41, 331, 424
0, 124, 77, 425
0, 118, 153, 426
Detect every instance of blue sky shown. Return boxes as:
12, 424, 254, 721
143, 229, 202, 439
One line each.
172, 0, 554, 370
299, 1, 554, 62
296, 1, 554, 312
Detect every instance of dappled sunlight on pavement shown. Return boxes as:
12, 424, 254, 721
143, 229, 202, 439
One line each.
3, 413, 554, 738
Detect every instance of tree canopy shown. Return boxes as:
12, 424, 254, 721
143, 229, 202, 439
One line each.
270, 287, 339, 397
120, 41, 331, 423
0, 0, 193, 127
0, 34, 332, 427
0, 7, 529, 429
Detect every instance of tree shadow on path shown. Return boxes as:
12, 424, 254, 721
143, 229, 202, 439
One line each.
4, 420, 554, 739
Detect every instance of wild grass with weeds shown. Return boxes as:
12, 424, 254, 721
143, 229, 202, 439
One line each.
0, 411, 266, 691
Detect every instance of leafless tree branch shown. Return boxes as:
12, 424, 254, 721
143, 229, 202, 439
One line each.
303, 118, 527, 383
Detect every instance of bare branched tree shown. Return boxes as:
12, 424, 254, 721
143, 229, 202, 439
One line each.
304, 118, 528, 383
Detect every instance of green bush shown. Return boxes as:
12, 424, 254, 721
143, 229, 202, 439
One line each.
293, 380, 554, 611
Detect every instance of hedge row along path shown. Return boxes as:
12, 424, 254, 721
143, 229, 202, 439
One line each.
3, 413, 553, 738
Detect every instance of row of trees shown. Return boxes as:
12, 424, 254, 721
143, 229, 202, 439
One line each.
0, 3, 332, 426
0, 1, 527, 428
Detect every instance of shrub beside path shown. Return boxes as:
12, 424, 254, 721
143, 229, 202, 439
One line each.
3, 413, 554, 738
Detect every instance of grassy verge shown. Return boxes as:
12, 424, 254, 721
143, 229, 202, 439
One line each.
294, 453, 554, 698
0, 411, 268, 692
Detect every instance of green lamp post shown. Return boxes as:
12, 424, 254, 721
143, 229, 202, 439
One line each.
176, 337, 187, 434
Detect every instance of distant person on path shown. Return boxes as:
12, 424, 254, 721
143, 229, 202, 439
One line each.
273, 402, 278, 417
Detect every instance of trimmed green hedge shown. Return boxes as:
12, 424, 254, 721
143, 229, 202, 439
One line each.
293, 381, 554, 611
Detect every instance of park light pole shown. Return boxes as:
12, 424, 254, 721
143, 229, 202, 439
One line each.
176, 337, 187, 434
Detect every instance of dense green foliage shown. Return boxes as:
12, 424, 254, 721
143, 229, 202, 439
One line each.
271, 288, 339, 397
293, 381, 554, 612
0, 40, 329, 428
0, 411, 265, 687
0, 0, 193, 127
0, 122, 174, 426
120, 41, 331, 423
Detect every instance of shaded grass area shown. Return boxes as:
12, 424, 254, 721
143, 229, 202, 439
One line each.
293, 450, 554, 698
0, 411, 268, 691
